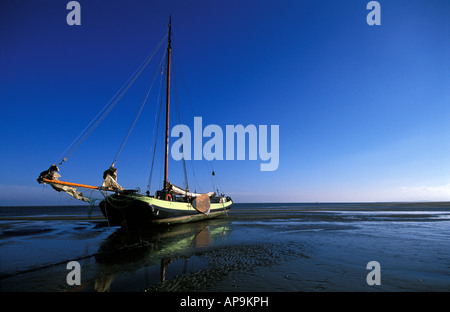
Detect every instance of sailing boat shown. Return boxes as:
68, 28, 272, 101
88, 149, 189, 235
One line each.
37, 18, 232, 227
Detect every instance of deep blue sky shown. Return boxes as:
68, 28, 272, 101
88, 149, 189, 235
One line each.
1, 0, 449, 205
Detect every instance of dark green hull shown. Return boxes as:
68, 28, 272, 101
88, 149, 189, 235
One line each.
99, 193, 232, 227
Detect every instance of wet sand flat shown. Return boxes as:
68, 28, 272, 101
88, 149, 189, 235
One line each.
1, 202, 449, 292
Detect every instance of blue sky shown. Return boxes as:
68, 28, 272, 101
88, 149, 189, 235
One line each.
1, 0, 449, 205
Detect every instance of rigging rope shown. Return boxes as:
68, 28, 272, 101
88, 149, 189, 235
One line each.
56, 33, 168, 166
172, 57, 190, 191
111, 44, 168, 167
147, 60, 166, 194
172, 47, 220, 194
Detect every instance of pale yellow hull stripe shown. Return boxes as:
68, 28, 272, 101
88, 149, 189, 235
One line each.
136, 196, 232, 211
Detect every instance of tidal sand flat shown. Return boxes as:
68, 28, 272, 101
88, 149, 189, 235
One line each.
0, 202, 449, 292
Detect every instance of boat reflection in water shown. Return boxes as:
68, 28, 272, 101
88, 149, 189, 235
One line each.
93, 218, 231, 291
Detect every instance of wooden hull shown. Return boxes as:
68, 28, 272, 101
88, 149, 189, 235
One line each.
99, 193, 232, 227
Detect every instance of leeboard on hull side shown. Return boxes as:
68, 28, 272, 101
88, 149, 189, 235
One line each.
99, 194, 232, 227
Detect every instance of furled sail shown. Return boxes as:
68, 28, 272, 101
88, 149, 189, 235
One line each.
102, 166, 124, 191
167, 182, 215, 198
37, 165, 90, 202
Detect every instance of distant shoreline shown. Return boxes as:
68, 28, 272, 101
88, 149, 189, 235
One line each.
1, 201, 449, 222
0, 215, 106, 221
1, 201, 449, 208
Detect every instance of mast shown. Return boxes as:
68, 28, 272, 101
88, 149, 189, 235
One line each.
164, 16, 172, 190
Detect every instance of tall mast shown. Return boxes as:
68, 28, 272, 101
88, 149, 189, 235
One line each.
164, 16, 172, 190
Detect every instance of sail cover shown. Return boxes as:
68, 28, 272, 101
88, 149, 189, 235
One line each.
167, 182, 215, 198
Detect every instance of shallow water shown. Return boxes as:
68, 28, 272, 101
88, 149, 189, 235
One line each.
0, 202, 449, 292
